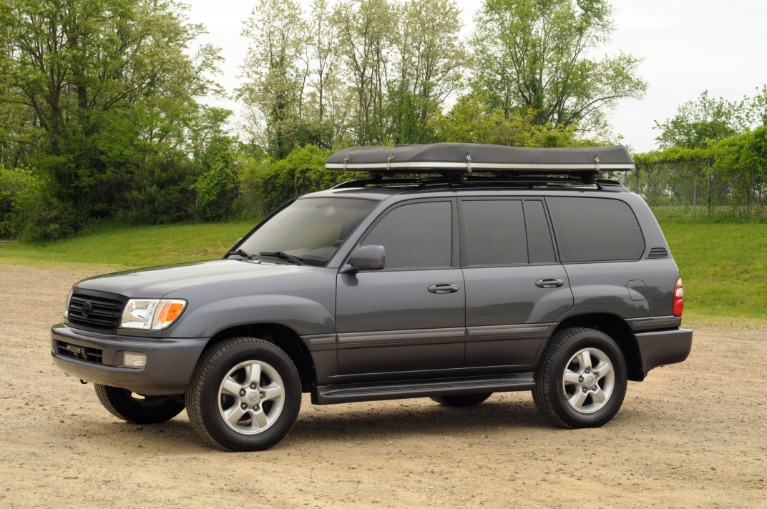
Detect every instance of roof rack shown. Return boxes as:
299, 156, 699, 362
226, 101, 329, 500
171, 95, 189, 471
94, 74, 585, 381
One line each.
325, 143, 635, 183
332, 174, 628, 191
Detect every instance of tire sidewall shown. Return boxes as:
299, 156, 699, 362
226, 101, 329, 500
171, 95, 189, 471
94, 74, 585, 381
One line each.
191, 338, 302, 451
546, 329, 627, 428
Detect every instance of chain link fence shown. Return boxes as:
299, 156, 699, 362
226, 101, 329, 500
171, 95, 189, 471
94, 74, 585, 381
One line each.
611, 160, 767, 220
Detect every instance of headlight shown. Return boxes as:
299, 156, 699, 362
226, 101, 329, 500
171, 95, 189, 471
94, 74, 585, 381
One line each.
120, 299, 187, 330
63, 288, 74, 319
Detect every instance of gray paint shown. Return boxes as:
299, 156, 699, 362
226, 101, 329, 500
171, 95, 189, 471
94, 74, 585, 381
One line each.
51, 178, 691, 401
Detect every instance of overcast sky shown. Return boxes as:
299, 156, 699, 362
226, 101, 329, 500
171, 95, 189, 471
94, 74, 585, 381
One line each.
185, 0, 767, 153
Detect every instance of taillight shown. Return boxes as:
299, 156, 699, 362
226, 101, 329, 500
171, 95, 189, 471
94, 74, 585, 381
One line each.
672, 278, 684, 317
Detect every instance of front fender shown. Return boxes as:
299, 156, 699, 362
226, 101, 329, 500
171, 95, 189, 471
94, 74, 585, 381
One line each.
169, 294, 336, 339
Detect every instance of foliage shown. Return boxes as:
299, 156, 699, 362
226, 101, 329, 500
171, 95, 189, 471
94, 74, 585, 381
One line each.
432, 90, 580, 147
237, 144, 357, 215
0, 0, 223, 238
240, 0, 466, 151
0, 165, 39, 238
654, 91, 749, 149
471, 0, 646, 132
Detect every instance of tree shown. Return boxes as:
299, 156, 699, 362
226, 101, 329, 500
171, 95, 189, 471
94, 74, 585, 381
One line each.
655, 90, 748, 149
471, 0, 646, 131
0, 0, 222, 236
389, 0, 465, 143
240, 0, 307, 158
332, 0, 393, 145
432, 89, 579, 147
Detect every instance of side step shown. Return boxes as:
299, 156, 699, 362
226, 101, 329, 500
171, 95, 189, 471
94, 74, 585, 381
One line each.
314, 373, 534, 405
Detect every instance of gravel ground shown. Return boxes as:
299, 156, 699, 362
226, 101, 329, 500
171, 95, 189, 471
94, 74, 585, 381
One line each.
0, 263, 765, 508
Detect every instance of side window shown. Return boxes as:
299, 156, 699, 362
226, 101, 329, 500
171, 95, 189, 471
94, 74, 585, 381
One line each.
462, 200, 527, 266
547, 197, 645, 262
524, 200, 557, 264
362, 201, 452, 269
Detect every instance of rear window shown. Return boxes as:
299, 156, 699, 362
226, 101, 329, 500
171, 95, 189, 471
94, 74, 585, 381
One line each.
547, 197, 645, 262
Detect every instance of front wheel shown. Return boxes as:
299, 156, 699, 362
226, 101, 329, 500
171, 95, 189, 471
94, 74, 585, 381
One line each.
533, 328, 627, 428
94, 384, 185, 424
185, 337, 302, 451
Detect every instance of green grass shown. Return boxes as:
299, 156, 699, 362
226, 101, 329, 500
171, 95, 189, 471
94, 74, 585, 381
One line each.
660, 221, 767, 325
1, 219, 765, 326
0, 221, 256, 268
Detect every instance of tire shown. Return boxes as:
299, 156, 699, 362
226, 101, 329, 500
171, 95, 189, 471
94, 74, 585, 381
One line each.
185, 337, 302, 451
94, 384, 185, 424
533, 327, 627, 428
431, 392, 492, 407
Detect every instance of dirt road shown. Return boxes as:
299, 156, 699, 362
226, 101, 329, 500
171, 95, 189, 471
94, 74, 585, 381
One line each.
0, 264, 764, 508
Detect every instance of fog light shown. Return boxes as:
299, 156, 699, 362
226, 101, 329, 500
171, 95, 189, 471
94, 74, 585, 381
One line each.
123, 352, 147, 368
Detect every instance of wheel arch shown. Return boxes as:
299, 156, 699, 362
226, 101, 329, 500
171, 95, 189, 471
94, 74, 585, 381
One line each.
201, 323, 316, 392
548, 314, 644, 381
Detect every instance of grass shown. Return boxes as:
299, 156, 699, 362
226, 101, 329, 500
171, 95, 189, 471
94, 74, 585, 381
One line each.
660, 221, 767, 325
1, 219, 765, 326
0, 221, 256, 268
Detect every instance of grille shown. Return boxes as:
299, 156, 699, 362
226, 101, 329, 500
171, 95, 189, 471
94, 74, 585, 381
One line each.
647, 247, 669, 259
55, 340, 103, 364
68, 291, 126, 330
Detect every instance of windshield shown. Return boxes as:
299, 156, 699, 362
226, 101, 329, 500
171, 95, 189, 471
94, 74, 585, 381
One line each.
234, 197, 378, 266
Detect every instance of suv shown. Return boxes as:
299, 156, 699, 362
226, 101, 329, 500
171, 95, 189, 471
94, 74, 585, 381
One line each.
51, 143, 692, 451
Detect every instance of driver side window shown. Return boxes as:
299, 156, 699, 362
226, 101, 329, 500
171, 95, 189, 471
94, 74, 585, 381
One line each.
362, 201, 452, 270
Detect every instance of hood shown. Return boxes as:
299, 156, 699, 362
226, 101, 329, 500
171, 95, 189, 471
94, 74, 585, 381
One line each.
75, 259, 314, 298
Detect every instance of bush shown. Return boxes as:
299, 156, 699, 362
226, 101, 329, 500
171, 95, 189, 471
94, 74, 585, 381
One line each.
235, 145, 356, 219
0, 166, 41, 239
18, 190, 80, 242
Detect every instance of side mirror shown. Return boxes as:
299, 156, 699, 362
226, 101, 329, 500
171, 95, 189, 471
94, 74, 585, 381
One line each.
340, 245, 385, 274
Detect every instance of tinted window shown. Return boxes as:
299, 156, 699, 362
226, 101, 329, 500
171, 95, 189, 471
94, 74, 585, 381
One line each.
524, 200, 556, 264
547, 197, 645, 262
363, 201, 452, 269
462, 200, 527, 266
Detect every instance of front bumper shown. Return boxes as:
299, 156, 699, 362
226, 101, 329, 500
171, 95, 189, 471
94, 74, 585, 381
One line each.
51, 323, 207, 396
635, 327, 693, 377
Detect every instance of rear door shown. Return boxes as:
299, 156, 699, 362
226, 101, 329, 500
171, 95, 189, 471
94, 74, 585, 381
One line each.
461, 198, 574, 368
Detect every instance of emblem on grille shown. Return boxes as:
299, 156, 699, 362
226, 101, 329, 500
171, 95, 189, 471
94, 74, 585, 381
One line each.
81, 301, 93, 318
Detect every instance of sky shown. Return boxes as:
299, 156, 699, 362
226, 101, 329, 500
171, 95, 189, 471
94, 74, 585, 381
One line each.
184, 0, 767, 153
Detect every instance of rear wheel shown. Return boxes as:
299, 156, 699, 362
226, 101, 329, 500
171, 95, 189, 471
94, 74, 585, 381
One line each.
185, 337, 302, 451
533, 328, 627, 428
430, 392, 492, 407
94, 384, 185, 424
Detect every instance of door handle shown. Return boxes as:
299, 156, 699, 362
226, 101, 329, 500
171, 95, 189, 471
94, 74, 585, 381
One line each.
428, 283, 460, 294
535, 278, 564, 288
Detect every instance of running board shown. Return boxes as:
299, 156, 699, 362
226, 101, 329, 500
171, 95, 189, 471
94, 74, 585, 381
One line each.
314, 373, 535, 405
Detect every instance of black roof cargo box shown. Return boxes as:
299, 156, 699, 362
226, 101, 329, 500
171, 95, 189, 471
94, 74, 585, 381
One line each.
325, 143, 634, 174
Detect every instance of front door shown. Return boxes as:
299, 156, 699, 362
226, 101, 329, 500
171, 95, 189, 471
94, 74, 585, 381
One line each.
336, 199, 465, 377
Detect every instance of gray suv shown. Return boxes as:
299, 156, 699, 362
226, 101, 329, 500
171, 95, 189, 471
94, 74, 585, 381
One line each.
51, 143, 692, 451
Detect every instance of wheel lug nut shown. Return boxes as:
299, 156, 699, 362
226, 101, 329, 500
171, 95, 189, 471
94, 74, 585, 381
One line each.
250, 383, 257, 389
241, 403, 247, 409
240, 389, 246, 396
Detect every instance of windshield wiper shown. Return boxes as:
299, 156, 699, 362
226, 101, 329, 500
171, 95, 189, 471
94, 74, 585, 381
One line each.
227, 248, 257, 260
258, 251, 304, 265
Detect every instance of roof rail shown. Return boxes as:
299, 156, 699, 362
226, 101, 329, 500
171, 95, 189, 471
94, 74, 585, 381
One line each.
332, 175, 628, 191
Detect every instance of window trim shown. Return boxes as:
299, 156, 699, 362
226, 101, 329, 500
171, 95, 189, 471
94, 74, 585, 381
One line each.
351, 198, 460, 272
545, 196, 647, 264
458, 197, 560, 269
